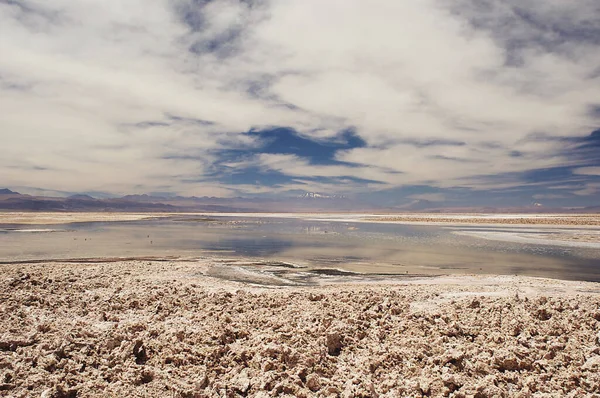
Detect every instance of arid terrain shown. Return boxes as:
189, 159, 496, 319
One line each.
0, 212, 171, 225
368, 214, 600, 227
2, 259, 600, 397
4, 211, 600, 227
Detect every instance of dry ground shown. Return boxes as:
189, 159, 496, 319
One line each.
370, 214, 600, 227
0, 212, 170, 225
2, 260, 600, 397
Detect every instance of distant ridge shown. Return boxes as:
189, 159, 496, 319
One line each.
67, 194, 96, 200
395, 199, 437, 211
0, 189, 599, 213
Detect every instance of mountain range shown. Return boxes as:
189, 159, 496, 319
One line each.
1, 188, 599, 213
0, 189, 370, 212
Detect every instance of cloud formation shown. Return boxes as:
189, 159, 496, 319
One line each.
1, 0, 599, 204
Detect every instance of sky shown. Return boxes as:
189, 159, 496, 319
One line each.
1, 0, 600, 207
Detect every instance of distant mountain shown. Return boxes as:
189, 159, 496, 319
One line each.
120, 194, 156, 202
0, 188, 20, 195
0, 196, 176, 211
1, 188, 599, 213
68, 194, 96, 200
395, 199, 438, 211
116, 192, 366, 212
300, 192, 348, 199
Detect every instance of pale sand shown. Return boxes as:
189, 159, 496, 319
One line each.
2, 259, 600, 397
0, 212, 172, 225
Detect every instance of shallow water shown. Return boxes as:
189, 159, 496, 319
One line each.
1, 215, 600, 282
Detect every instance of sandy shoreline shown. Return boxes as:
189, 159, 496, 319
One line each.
3, 211, 600, 227
0, 212, 171, 225
2, 259, 600, 397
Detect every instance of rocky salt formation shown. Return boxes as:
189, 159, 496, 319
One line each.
1, 260, 600, 397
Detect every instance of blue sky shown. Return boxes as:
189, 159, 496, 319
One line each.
1, 0, 600, 206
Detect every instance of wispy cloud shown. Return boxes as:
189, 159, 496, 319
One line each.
1, 0, 599, 204
573, 167, 600, 176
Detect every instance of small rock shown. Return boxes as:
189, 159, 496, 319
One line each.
306, 374, 321, 392
137, 370, 154, 385
232, 368, 251, 393
582, 355, 600, 371
468, 299, 480, 309
326, 332, 343, 356
308, 293, 324, 301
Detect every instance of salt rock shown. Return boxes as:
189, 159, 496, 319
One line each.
442, 349, 464, 365
305, 374, 321, 392
582, 356, 600, 371
441, 370, 459, 387
231, 367, 251, 393
308, 293, 324, 301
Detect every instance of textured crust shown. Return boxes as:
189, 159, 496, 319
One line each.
2, 260, 600, 397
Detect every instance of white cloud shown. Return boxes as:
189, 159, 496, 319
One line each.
532, 194, 568, 200
573, 167, 600, 176
573, 183, 600, 197
1, 0, 599, 197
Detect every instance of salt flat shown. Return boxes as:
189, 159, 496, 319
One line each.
0, 212, 171, 225
2, 212, 600, 396
2, 259, 600, 397
3, 211, 600, 227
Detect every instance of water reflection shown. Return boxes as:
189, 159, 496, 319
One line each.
0, 216, 599, 282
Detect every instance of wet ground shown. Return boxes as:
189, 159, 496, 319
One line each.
1, 215, 600, 282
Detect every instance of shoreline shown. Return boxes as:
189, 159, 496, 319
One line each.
2, 259, 600, 396
1, 212, 599, 248
0, 212, 171, 225
3, 211, 600, 227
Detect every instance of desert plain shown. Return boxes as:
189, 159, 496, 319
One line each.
2, 213, 600, 397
